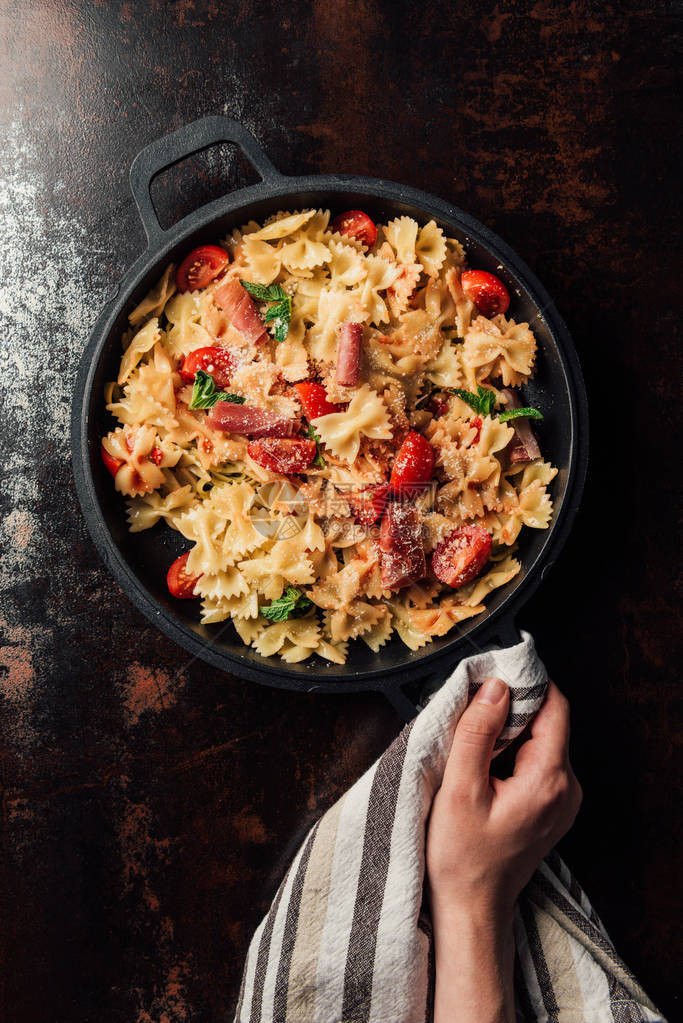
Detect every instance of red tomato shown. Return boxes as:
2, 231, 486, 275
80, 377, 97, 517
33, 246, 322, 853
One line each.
294, 381, 340, 419
180, 346, 237, 389
470, 415, 482, 445
389, 431, 435, 497
461, 270, 510, 317
348, 483, 389, 526
101, 444, 124, 477
166, 552, 201, 599
432, 525, 492, 589
331, 210, 378, 248
176, 244, 230, 293
149, 446, 164, 466
247, 438, 317, 474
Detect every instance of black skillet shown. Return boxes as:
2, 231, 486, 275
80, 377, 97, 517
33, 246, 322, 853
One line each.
71, 115, 588, 721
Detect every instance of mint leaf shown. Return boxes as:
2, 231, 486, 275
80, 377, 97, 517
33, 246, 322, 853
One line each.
498, 407, 543, 423
448, 383, 542, 423
241, 280, 287, 303
271, 310, 291, 344
448, 385, 497, 416
264, 298, 292, 343
449, 387, 490, 415
306, 423, 325, 468
189, 370, 222, 409
189, 369, 245, 409
241, 281, 273, 301
217, 391, 246, 404
263, 304, 281, 324
259, 586, 313, 622
475, 386, 496, 416
448, 387, 480, 412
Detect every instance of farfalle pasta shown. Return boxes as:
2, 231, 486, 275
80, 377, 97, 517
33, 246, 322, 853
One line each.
100, 208, 557, 664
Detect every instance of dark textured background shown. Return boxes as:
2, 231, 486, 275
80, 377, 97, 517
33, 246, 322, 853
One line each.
1, 1, 681, 1020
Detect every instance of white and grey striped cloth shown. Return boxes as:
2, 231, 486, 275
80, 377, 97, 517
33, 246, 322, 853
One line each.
235, 632, 664, 1023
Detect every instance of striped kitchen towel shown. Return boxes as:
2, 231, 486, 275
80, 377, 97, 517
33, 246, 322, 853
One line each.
235, 631, 664, 1023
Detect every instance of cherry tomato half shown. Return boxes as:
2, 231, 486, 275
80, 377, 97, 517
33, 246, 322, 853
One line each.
180, 346, 237, 390
176, 245, 230, 293
389, 431, 435, 497
330, 210, 378, 248
101, 444, 123, 478
166, 552, 202, 599
247, 438, 317, 475
294, 381, 340, 419
461, 270, 510, 318
432, 525, 492, 589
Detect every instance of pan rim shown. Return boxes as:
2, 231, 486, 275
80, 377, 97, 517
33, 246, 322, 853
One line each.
71, 174, 588, 690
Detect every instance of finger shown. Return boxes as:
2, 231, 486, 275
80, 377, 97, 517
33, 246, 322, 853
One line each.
513, 680, 571, 777
444, 678, 510, 799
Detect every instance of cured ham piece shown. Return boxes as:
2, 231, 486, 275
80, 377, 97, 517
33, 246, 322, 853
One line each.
502, 388, 541, 463
213, 278, 269, 345
336, 321, 363, 386
509, 420, 541, 463
207, 402, 299, 438
379, 502, 426, 590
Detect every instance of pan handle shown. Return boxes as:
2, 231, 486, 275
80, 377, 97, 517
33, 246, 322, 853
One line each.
381, 683, 425, 724
380, 666, 457, 723
129, 115, 283, 245
379, 615, 523, 723
489, 614, 522, 649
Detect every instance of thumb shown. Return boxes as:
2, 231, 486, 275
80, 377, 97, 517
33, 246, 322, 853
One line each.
444, 678, 510, 798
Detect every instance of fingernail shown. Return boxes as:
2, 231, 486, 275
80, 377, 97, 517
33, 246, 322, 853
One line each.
476, 678, 508, 705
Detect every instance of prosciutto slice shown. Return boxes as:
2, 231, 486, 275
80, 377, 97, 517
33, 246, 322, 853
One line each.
336, 321, 363, 386
379, 502, 426, 590
502, 388, 541, 463
213, 278, 268, 345
207, 402, 299, 438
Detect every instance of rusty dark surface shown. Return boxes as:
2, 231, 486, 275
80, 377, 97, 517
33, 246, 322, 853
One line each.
1, 1, 681, 1020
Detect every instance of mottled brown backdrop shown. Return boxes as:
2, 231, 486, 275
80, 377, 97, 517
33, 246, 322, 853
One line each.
0, 1, 680, 1020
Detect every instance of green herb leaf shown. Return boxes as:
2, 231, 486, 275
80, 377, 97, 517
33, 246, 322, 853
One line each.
241, 280, 287, 303
305, 423, 326, 468
498, 407, 544, 423
265, 298, 292, 343
448, 385, 496, 416
189, 369, 246, 410
475, 386, 496, 416
259, 586, 313, 622
448, 383, 542, 425
240, 280, 292, 343
217, 391, 246, 404
448, 387, 480, 412
262, 304, 281, 324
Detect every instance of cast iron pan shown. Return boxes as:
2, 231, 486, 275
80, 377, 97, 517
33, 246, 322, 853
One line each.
71, 116, 588, 720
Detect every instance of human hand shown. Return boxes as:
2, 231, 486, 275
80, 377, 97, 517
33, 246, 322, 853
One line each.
427, 677, 582, 924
